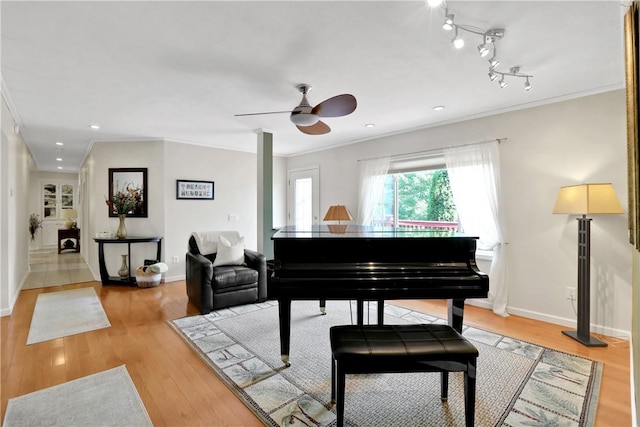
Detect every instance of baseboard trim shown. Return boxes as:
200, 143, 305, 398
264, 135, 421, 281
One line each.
465, 299, 630, 339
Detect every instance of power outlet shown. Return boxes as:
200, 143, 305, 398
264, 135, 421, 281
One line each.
172, 256, 179, 264
565, 287, 577, 301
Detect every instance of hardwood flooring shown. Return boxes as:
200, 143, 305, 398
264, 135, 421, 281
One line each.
1, 280, 632, 426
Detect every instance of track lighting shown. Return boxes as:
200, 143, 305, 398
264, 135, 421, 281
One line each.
443, 13, 454, 31
452, 27, 464, 49
477, 43, 490, 57
428, 1, 534, 91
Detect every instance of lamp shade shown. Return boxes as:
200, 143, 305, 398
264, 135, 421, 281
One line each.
323, 205, 353, 222
61, 209, 77, 228
552, 183, 624, 215
61, 209, 77, 220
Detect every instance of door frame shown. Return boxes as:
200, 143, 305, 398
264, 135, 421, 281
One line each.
287, 166, 319, 227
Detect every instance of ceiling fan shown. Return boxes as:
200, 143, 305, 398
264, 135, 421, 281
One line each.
235, 84, 357, 135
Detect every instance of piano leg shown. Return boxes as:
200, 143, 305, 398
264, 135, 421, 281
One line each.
356, 300, 364, 325
278, 298, 292, 366
319, 299, 326, 315
447, 299, 465, 333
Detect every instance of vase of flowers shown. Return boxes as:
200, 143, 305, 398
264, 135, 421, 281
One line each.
29, 213, 42, 240
106, 183, 142, 239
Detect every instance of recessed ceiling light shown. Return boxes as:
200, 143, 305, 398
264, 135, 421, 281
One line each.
56, 158, 62, 161
89, 124, 100, 129
55, 142, 64, 146
57, 166, 63, 170
433, 106, 445, 111
365, 123, 375, 128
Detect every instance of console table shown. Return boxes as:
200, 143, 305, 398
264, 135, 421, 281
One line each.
58, 228, 80, 254
93, 236, 162, 286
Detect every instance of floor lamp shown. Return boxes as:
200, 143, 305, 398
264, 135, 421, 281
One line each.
552, 183, 624, 347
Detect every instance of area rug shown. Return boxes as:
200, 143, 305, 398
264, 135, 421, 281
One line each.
26, 287, 110, 345
169, 301, 602, 427
28, 249, 56, 265
3, 365, 153, 427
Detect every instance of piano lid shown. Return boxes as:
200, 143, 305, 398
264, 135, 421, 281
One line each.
272, 225, 477, 240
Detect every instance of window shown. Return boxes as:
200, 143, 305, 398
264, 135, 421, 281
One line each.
373, 165, 459, 231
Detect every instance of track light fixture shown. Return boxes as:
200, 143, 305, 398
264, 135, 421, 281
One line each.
429, 1, 534, 92
492, 66, 533, 91
452, 27, 464, 49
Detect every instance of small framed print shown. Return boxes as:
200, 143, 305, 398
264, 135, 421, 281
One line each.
176, 180, 214, 200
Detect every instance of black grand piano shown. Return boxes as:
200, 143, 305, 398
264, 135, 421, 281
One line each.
269, 225, 489, 365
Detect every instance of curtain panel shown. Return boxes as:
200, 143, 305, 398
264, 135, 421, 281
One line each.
444, 141, 508, 316
357, 157, 390, 225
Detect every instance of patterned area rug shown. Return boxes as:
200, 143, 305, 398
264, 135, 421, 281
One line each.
169, 301, 602, 427
26, 287, 111, 345
3, 365, 153, 427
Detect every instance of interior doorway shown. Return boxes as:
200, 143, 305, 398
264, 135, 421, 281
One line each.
287, 167, 319, 228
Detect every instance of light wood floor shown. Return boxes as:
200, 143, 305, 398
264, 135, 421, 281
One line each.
1, 280, 631, 426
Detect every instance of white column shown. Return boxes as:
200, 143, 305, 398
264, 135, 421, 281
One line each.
257, 130, 274, 259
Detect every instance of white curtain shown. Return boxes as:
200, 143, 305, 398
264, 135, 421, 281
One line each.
357, 157, 390, 225
444, 141, 508, 316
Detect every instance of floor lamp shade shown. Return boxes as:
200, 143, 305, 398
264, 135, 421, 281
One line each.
552, 183, 624, 215
552, 183, 623, 347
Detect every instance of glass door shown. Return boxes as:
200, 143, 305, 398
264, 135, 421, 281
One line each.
287, 167, 319, 229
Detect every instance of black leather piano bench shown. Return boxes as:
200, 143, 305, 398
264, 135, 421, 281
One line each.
329, 324, 478, 427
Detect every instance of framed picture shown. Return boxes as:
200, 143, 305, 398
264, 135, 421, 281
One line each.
625, 3, 639, 249
108, 168, 148, 218
176, 180, 214, 200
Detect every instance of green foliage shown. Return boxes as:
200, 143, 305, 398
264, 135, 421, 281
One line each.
425, 169, 457, 221
379, 169, 457, 223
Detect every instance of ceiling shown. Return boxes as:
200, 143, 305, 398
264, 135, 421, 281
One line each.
1, 1, 627, 174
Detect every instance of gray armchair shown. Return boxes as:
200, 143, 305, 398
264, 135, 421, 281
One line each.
186, 231, 267, 314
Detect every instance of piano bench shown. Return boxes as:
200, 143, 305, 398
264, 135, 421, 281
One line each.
329, 324, 478, 427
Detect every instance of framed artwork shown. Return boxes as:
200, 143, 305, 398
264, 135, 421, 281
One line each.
625, 3, 639, 249
108, 168, 148, 217
176, 180, 214, 200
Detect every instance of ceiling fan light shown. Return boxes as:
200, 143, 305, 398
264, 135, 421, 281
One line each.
524, 77, 532, 92
290, 112, 319, 126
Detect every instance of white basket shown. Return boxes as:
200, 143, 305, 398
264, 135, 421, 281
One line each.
135, 266, 161, 288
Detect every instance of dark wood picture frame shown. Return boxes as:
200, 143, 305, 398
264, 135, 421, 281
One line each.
108, 168, 148, 217
625, 3, 639, 249
176, 179, 215, 200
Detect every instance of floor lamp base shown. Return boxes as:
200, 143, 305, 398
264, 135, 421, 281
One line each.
561, 330, 608, 347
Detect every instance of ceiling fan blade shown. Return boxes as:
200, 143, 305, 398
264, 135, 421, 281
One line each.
297, 120, 330, 135
234, 110, 292, 117
311, 94, 357, 117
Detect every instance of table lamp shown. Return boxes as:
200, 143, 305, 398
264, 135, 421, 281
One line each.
552, 183, 624, 346
324, 205, 352, 234
61, 209, 77, 229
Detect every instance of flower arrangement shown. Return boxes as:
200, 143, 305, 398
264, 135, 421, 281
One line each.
106, 182, 143, 215
29, 213, 42, 240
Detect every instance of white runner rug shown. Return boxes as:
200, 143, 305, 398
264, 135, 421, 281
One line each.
26, 287, 110, 345
3, 365, 153, 427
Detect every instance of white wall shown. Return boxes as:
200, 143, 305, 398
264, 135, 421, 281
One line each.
162, 140, 261, 280
1, 95, 36, 316
285, 90, 631, 337
81, 139, 286, 283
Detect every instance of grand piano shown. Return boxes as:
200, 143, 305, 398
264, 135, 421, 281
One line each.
269, 225, 489, 365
